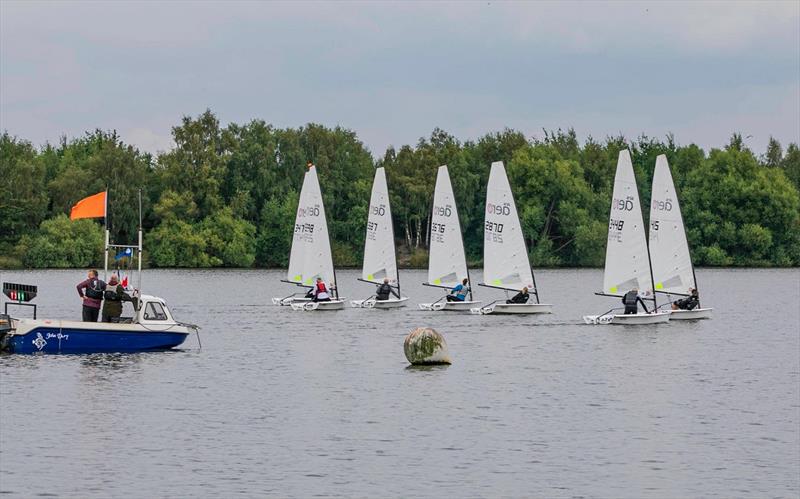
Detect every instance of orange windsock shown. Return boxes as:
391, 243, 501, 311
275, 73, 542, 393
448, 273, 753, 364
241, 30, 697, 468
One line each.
70, 191, 107, 220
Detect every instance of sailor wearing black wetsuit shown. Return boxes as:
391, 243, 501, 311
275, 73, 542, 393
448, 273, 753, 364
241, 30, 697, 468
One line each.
622, 289, 649, 315
375, 278, 399, 301
673, 288, 700, 310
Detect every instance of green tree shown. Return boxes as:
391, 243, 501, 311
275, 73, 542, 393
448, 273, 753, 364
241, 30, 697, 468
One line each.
16, 215, 104, 268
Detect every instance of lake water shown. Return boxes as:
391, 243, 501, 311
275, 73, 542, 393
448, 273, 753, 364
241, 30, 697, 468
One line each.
0, 268, 798, 498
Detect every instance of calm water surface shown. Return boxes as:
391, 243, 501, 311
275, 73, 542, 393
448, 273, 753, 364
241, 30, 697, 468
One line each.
0, 268, 798, 498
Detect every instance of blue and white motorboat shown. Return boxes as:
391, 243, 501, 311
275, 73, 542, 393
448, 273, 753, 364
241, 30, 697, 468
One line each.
1, 295, 194, 354
0, 190, 198, 354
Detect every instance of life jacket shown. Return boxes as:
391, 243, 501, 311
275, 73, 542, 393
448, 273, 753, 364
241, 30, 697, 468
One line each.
376, 283, 391, 299
104, 284, 122, 301
316, 281, 328, 293
85, 279, 106, 299
622, 290, 638, 306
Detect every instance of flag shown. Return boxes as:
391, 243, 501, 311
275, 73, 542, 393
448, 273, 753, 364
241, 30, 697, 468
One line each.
70, 191, 107, 220
115, 248, 133, 260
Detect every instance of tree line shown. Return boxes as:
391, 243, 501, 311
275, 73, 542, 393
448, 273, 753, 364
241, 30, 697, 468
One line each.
2, 109, 799, 269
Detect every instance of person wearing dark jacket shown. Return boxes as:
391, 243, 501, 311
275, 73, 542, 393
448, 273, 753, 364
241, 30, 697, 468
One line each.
622, 288, 649, 315
77, 269, 105, 322
101, 274, 135, 322
375, 278, 399, 301
506, 287, 530, 304
672, 288, 700, 311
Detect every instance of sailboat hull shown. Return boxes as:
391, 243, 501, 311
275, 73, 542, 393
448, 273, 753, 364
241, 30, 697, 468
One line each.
419, 300, 481, 312
352, 297, 409, 309
291, 299, 346, 311
669, 307, 713, 320
611, 311, 671, 325
476, 303, 553, 315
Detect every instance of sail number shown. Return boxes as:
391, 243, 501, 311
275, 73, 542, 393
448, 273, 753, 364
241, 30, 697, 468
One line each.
613, 196, 634, 211
485, 221, 504, 243
431, 222, 446, 233
295, 223, 315, 234
367, 221, 378, 240
650, 220, 659, 231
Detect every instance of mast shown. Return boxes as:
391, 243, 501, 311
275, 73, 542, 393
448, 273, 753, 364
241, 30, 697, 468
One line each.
636, 163, 659, 313
103, 188, 109, 280
387, 170, 401, 298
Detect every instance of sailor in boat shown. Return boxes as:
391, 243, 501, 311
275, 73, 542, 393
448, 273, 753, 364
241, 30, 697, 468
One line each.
446, 278, 470, 302
101, 274, 136, 323
506, 287, 530, 304
375, 278, 399, 302
77, 269, 106, 322
622, 288, 650, 315
672, 288, 700, 311
312, 277, 332, 302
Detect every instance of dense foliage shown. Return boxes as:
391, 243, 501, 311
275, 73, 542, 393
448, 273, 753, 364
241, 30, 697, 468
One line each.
2, 111, 798, 268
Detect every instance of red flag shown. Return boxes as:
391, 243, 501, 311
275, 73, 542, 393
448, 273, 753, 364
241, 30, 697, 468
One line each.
70, 191, 107, 220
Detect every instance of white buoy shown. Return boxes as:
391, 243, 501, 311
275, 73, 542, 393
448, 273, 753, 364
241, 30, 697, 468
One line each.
404, 327, 451, 365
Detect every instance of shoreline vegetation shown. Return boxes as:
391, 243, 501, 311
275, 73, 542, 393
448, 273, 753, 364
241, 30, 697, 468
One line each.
2, 109, 799, 270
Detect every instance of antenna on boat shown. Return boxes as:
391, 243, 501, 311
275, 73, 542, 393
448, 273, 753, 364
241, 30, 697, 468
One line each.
104, 187, 110, 281
137, 189, 143, 299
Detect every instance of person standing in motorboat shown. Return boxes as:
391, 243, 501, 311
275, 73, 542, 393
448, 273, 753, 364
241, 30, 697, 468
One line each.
672, 288, 700, 311
506, 287, 530, 304
77, 269, 105, 322
375, 278, 399, 301
622, 288, 649, 315
101, 274, 136, 323
446, 278, 470, 302
312, 277, 332, 302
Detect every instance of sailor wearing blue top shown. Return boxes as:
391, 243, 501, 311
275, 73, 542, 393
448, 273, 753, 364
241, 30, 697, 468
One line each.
446, 278, 470, 302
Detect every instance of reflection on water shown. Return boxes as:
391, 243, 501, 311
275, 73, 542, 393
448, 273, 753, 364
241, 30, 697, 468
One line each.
0, 268, 798, 498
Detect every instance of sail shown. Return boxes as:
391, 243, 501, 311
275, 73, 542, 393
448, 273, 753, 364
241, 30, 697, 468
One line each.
362, 167, 398, 285
602, 150, 653, 296
426, 165, 468, 288
483, 161, 534, 291
649, 154, 695, 295
286, 166, 335, 287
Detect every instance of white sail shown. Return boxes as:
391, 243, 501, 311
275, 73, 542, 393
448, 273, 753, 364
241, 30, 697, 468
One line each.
362, 167, 398, 285
426, 165, 468, 289
602, 150, 653, 296
286, 166, 336, 288
483, 161, 534, 291
649, 154, 695, 295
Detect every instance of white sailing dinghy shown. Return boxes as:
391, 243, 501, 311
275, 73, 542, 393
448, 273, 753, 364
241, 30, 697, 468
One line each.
583, 150, 670, 325
419, 165, 481, 312
351, 167, 408, 309
649, 155, 712, 320
472, 161, 552, 315
271, 166, 345, 311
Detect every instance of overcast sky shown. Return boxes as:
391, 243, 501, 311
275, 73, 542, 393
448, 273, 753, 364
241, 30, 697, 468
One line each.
1, 1, 798, 156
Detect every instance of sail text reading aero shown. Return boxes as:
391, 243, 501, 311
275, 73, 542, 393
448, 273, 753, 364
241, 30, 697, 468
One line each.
297, 204, 320, 218
486, 202, 511, 216
613, 196, 635, 211
651, 198, 673, 212
371, 204, 387, 217
433, 205, 452, 217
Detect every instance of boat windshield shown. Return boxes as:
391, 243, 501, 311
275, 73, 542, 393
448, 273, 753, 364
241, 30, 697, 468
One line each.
143, 302, 168, 321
